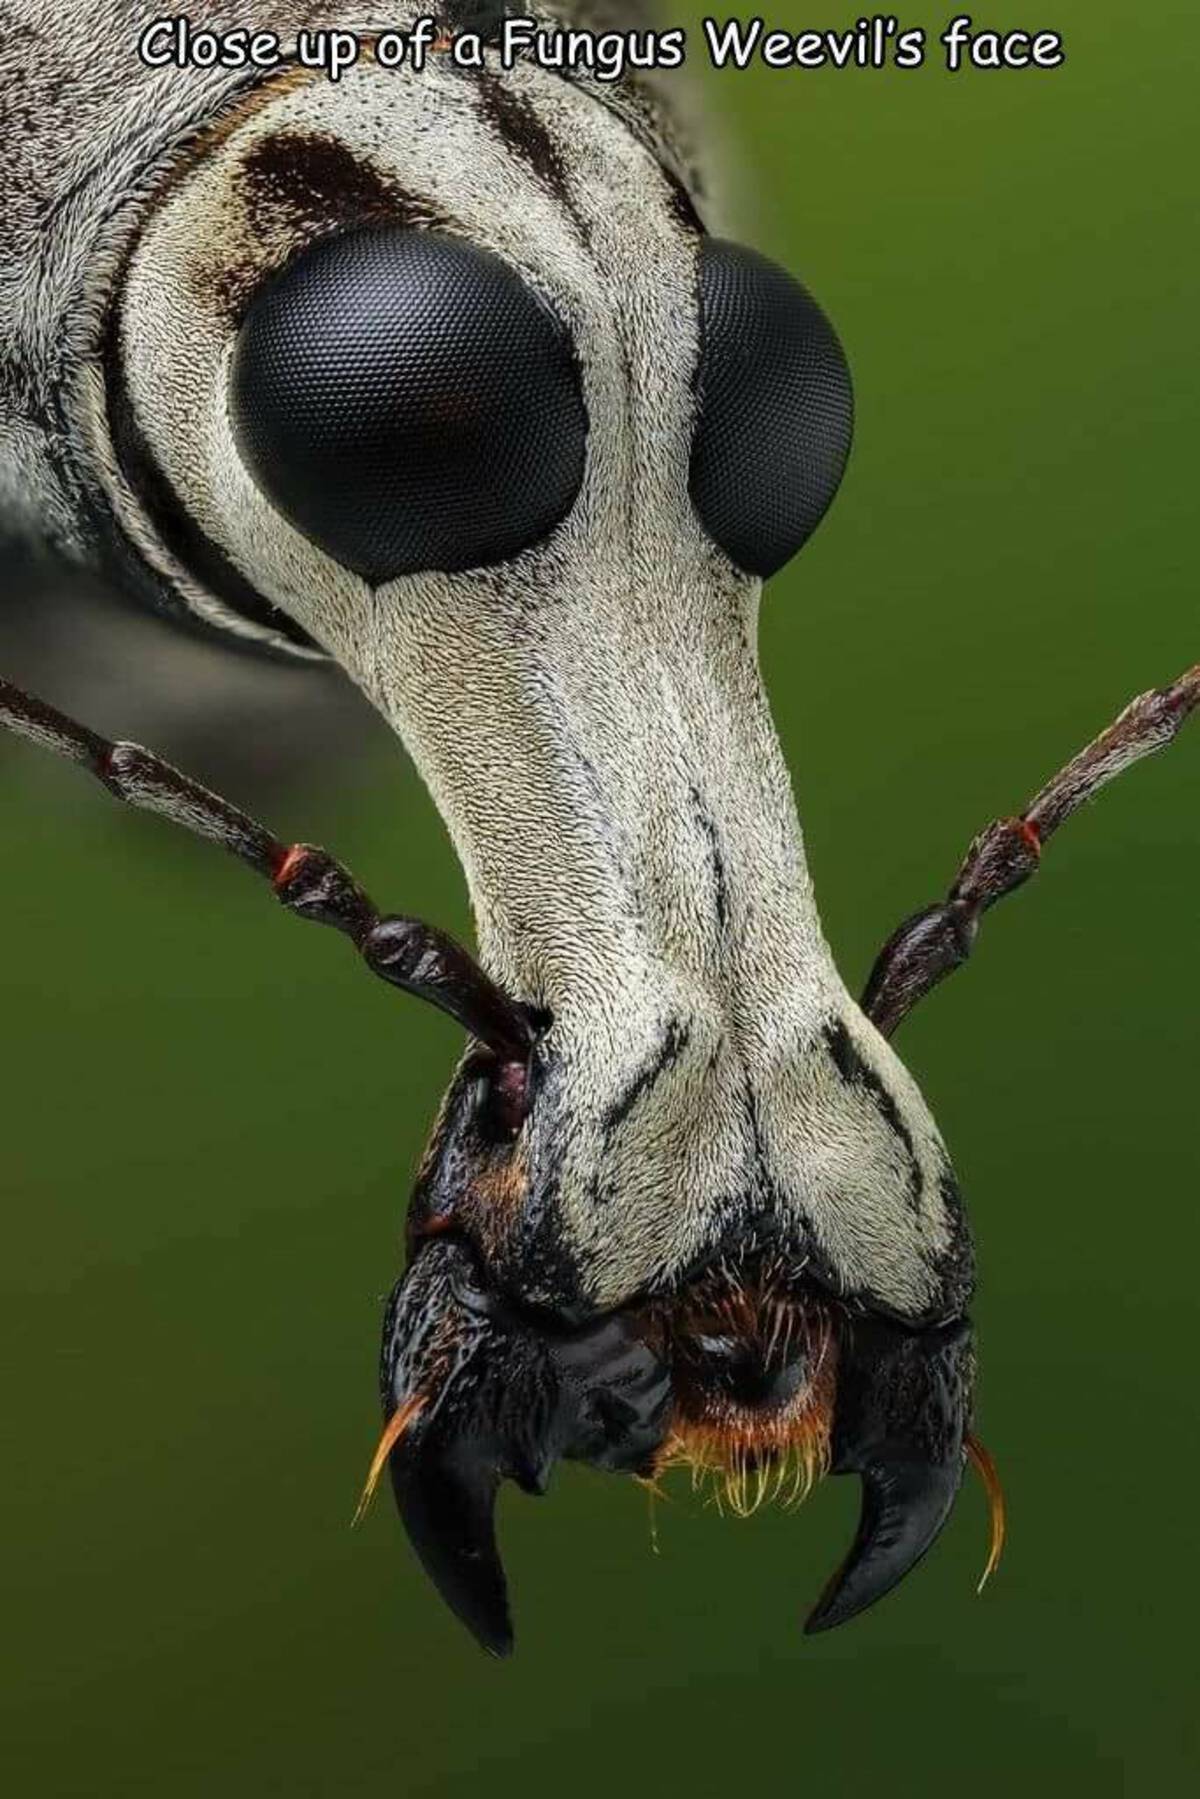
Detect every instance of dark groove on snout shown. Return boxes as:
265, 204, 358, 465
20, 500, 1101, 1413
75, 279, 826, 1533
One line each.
690, 783, 731, 932
601, 1020, 691, 1137
823, 1019, 924, 1212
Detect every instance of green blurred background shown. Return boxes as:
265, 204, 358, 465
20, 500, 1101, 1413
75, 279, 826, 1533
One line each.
2, 3, 1196, 1792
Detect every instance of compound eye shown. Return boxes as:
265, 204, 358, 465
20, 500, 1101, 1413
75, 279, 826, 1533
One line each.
690, 239, 854, 579
229, 227, 587, 582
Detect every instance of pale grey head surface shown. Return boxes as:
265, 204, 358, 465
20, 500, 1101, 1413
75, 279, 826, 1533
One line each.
0, 1, 971, 1324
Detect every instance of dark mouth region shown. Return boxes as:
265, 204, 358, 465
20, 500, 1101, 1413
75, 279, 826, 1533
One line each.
639, 1256, 840, 1517
357, 1241, 1004, 1655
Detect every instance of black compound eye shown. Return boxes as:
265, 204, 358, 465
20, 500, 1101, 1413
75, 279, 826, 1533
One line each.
229, 227, 587, 582
690, 239, 854, 579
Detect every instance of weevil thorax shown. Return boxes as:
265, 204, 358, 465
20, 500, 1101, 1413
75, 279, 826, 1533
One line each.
0, 3, 972, 1341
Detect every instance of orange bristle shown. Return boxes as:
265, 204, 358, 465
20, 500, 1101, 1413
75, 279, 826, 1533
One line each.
652, 1271, 838, 1518
352, 1394, 426, 1527
966, 1432, 1007, 1592
656, 1405, 834, 1518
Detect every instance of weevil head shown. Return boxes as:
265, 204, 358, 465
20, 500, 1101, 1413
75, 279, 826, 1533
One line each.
67, 32, 976, 1646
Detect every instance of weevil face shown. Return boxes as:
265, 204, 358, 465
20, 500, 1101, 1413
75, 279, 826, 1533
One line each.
3, 9, 976, 1645
107, 51, 971, 1308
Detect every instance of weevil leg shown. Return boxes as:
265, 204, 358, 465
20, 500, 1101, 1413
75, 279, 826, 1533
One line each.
861, 664, 1200, 1038
0, 676, 533, 1064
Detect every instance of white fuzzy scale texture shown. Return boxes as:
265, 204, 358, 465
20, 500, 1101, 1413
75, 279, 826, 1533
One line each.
0, 1, 969, 1321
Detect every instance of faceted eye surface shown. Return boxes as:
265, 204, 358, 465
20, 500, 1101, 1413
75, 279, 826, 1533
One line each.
690, 239, 854, 579
229, 227, 587, 582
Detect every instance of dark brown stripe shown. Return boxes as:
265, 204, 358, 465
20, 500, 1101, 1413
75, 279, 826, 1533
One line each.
474, 70, 587, 237
666, 168, 706, 236
102, 304, 317, 652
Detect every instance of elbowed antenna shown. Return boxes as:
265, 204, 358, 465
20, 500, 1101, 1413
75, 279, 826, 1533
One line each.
863, 664, 1200, 1037
0, 676, 535, 1069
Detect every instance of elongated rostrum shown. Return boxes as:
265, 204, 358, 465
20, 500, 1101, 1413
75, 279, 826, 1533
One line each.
1, 2, 1194, 1653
